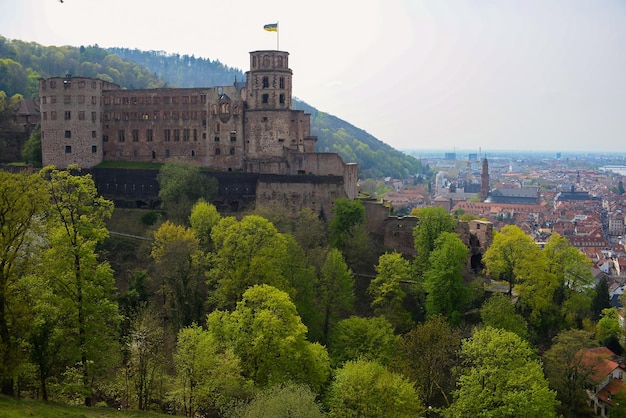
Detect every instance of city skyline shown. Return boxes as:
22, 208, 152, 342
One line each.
1, 0, 625, 154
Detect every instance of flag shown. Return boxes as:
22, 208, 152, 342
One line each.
264, 23, 278, 32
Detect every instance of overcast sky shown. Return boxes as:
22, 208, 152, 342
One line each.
1, 0, 625, 154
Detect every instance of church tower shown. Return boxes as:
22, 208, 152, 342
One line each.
481, 157, 490, 201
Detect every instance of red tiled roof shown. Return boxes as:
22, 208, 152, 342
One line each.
597, 379, 626, 407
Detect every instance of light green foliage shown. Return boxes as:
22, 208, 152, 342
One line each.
172, 324, 250, 417
21, 124, 42, 166
368, 252, 414, 332
446, 327, 558, 418
480, 293, 528, 339
0, 170, 48, 393
328, 198, 365, 249
293, 207, 328, 255
412, 206, 457, 275
543, 329, 596, 418
151, 221, 205, 329
156, 161, 217, 223
424, 232, 469, 324
316, 248, 355, 345
230, 382, 324, 418
482, 225, 542, 295
207, 285, 331, 392
596, 307, 623, 344
329, 316, 399, 366
208, 215, 292, 310
189, 199, 220, 252
39, 165, 119, 404
326, 359, 424, 418
395, 315, 461, 408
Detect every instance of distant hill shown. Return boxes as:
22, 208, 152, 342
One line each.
0, 36, 425, 178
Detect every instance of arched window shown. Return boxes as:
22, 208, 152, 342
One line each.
262, 76, 269, 88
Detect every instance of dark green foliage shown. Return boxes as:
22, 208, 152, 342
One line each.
591, 278, 611, 320
328, 198, 365, 248
21, 124, 42, 166
140, 211, 160, 226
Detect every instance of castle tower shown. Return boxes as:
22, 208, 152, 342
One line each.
40, 74, 119, 168
245, 50, 292, 111
481, 157, 489, 201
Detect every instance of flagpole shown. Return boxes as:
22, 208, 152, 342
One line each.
277, 21, 280, 50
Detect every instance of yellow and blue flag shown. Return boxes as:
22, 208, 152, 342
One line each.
264, 23, 278, 32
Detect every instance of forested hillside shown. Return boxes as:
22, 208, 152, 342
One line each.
0, 36, 425, 178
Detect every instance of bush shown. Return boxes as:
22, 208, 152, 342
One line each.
141, 211, 160, 226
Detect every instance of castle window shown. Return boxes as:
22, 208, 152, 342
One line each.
133, 150, 138, 157
172, 111, 179, 120
262, 94, 269, 104
147, 129, 153, 142
215, 148, 221, 155
78, 111, 85, 120
91, 81, 97, 89
123, 97, 129, 105
278, 138, 285, 143
103, 135, 109, 142
50, 80, 56, 89
165, 149, 170, 157
114, 97, 121, 105
193, 129, 198, 141
65, 145, 71, 153
214, 136, 220, 142
163, 112, 169, 120
132, 129, 139, 142
152, 151, 156, 159
163, 96, 170, 104
183, 129, 190, 141
92, 96, 97, 104
65, 130, 71, 138
51, 111, 57, 120
104, 113, 111, 121
202, 119, 207, 129
230, 147, 235, 155
43, 112, 47, 120
153, 97, 161, 105
42, 81, 47, 90
277, 56, 284, 68
172, 96, 179, 104
279, 77, 285, 88
50, 96, 57, 104
221, 103, 230, 113
279, 94, 285, 104
78, 80, 85, 88
182, 96, 189, 104
230, 132, 236, 142
215, 123, 220, 132
233, 105, 239, 115
92, 145, 97, 153
131, 97, 137, 104
191, 150, 195, 157
42, 96, 46, 104
173, 129, 180, 141
123, 112, 129, 121
92, 130, 96, 138
142, 113, 149, 120
78, 95, 85, 104
92, 112, 97, 122
118, 130, 125, 142
164, 129, 171, 141
200, 95, 206, 104
211, 104, 217, 115
202, 133, 206, 139
64, 111, 71, 120
262, 76, 269, 88
152, 112, 158, 120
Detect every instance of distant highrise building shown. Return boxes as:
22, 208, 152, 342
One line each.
481, 157, 489, 201
445, 152, 456, 160
469, 153, 477, 161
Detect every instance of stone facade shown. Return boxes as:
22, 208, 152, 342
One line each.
39, 49, 357, 202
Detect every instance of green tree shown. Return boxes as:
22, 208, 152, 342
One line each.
207, 284, 331, 392
412, 206, 457, 275
328, 198, 365, 249
445, 327, 558, 418
0, 170, 48, 395
40, 165, 119, 406
172, 324, 250, 417
423, 232, 469, 324
591, 278, 611, 321
482, 225, 542, 296
229, 382, 324, 418
151, 221, 205, 329
328, 316, 398, 366
325, 359, 424, 418
480, 293, 528, 339
543, 329, 596, 418
21, 124, 42, 166
188, 199, 220, 252
596, 307, 623, 353
207, 215, 291, 310
157, 161, 217, 223
368, 252, 414, 332
0, 91, 23, 157
315, 248, 355, 346
395, 315, 461, 408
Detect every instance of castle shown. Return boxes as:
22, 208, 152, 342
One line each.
39, 49, 357, 215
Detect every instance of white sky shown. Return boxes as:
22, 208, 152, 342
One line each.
1, 0, 625, 154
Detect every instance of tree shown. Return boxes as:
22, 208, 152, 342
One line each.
157, 161, 217, 223
172, 324, 250, 417
229, 382, 324, 418
21, 124, 42, 166
412, 206, 457, 275
328, 316, 398, 366
0, 170, 48, 395
368, 252, 414, 332
188, 199, 220, 252
596, 307, 623, 354
445, 327, 558, 418
207, 215, 291, 310
40, 165, 119, 406
207, 284, 331, 392
395, 315, 461, 408
151, 221, 205, 329
482, 225, 542, 296
592, 278, 611, 320
480, 293, 528, 339
315, 248, 355, 345
325, 359, 424, 418
328, 198, 365, 249
543, 329, 596, 418
423, 232, 469, 324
